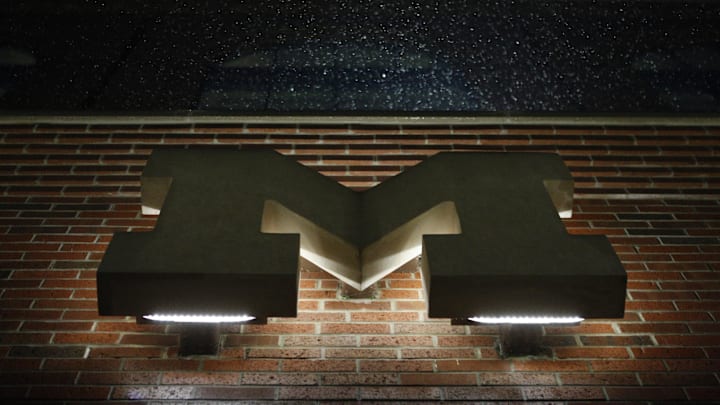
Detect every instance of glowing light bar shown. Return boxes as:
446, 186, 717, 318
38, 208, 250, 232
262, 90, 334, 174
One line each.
143, 314, 256, 323
468, 316, 584, 324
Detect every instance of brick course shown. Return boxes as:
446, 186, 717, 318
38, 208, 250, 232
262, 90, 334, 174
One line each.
1, 122, 719, 402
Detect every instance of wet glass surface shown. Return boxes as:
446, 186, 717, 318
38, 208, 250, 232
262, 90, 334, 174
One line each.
2, 0, 719, 114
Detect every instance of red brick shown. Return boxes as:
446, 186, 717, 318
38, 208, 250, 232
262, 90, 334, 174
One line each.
0, 358, 42, 371
359, 360, 433, 372
1, 371, 78, 385
360, 335, 434, 347
394, 323, 467, 334
436, 360, 510, 372
243, 323, 316, 334
119, 333, 178, 346
632, 347, 706, 358
282, 335, 356, 347
89, 347, 165, 358
555, 347, 630, 359
523, 386, 605, 401
278, 386, 357, 400
321, 323, 390, 334
676, 300, 720, 311
77, 371, 160, 385
360, 386, 441, 400
322, 373, 399, 385
630, 291, 698, 300
606, 387, 687, 401
627, 280, 660, 290
350, 311, 420, 322
402, 348, 476, 359
0, 279, 41, 289
401, 373, 477, 385
111, 385, 194, 400
41, 279, 96, 288
0, 332, 52, 344
52, 332, 120, 344
625, 300, 676, 311
0, 298, 33, 308
435, 335, 495, 347
203, 359, 279, 372
513, 360, 588, 372
2, 288, 72, 299
544, 323, 615, 334
394, 300, 427, 310
123, 359, 200, 371
643, 311, 714, 321
129, 385, 270, 401
687, 387, 720, 401
387, 279, 423, 288
689, 322, 720, 332
326, 348, 398, 359
34, 298, 96, 309
224, 335, 279, 347
580, 335, 654, 346
28, 386, 110, 400
297, 279, 316, 289
445, 386, 524, 401
161, 371, 239, 385
294, 312, 346, 322
590, 359, 666, 372
241, 372, 318, 385
619, 322, 689, 333
665, 359, 720, 371
297, 300, 319, 310
282, 359, 355, 372
43, 359, 121, 371
11, 270, 78, 279
0, 320, 21, 331
0, 242, 61, 251
378, 289, 419, 299
559, 372, 639, 385
247, 348, 321, 359
0, 309, 63, 320
323, 300, 391, 310
655, 335, 720, 346
298, 290, 338, 299
480, 372, 556, 385
639, 372, 718, 386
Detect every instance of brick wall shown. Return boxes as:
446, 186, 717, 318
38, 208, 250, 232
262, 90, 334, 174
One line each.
1, 122, 718, 402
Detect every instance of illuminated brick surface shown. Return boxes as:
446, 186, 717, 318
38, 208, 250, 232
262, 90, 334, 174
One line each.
1, 123, 719, 402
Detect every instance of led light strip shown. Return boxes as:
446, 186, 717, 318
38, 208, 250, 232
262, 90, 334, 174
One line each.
468, 316, 584, 324
143, 314, 256, 323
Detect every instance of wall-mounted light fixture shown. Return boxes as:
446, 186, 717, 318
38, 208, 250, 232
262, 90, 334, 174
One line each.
468, 316, 585, 325
97, 150, 625, 354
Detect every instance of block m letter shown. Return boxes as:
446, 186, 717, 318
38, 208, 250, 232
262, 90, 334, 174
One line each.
97, 150, 625, 321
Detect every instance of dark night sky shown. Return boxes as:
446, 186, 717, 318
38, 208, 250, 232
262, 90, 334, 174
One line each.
2, 0, 719, 114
